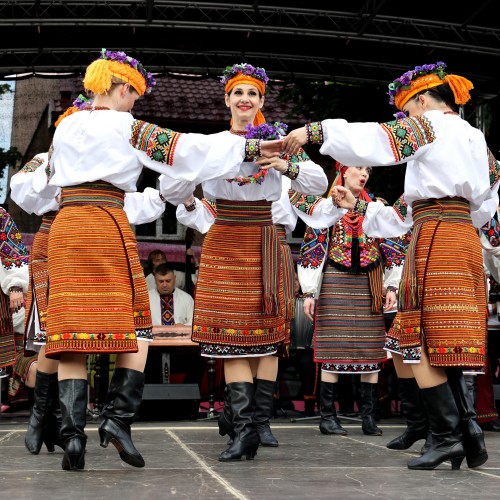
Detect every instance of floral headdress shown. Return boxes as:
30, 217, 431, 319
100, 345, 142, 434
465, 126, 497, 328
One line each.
387, 61, 473, 111
83, 48, 156, 97
220, 63, 269, 126
219, 63, 269, 88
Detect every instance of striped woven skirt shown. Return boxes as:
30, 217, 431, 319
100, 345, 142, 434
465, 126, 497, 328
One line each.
45, 182, 152, 359
192, 200, 286, 357
24, 211, 56, 352
0, 290, 15, 374
386, 197, 487, 369
314, 265, 386, 373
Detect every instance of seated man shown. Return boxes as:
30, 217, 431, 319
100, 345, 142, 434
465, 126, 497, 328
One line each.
144, 249, 198, 294
145, 264, 202, 390
148, 263, 194, 326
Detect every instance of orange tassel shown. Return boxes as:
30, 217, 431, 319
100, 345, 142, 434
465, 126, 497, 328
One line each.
445, 74, 474, 105
54, 106, 79, 128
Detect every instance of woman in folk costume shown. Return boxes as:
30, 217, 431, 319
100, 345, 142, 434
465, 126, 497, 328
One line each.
10, 152, 63, 454
163, 149, 323, 449
34, 50, 280, 472
10, 139, 166, 457
283, 62, 499, 470
383, 156, 500, 456
162, 62, 329, 461
291, 164, 404, 437
0, 208, 30, 403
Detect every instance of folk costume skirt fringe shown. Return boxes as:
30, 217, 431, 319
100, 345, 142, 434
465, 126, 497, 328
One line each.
276, 224, 295, 345
192, 200, 286, 357
385, 197, 487, 369
45, 182, 152, 359
314, 265, 386, 373
24, 212, 56, 353
10, 332, 37, 397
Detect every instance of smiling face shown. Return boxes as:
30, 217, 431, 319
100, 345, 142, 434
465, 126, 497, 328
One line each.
224, 83, 264, 130
343, 167, 372, 196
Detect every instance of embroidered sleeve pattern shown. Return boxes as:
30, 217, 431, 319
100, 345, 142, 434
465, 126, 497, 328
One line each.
488, 147, 500, 188
201, 198, 217, 218
288, 190, 322, 215
0, 208, 29, 270
379, 235, 408, 269
20, 156, 44, 174
298, 226, 329, 269
393, 194, 409, 222
379, 116, 435, 162
130, 120, 181, 165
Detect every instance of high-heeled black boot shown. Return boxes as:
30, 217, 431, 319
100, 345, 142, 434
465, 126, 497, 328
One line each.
218, 384, 235, 442
387, 377, 428, 449
99, 368, 145, 468
219, 381, 259, 461
254, 379, 279, 447
25, 371, 64, 454
359, 382, 383, 436
59, 379, 88, 470
407, 382, 465, 470
319, 381, 347, 435
446, 368, 488, 468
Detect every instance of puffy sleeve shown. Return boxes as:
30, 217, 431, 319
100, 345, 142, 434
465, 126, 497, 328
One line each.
379, 231, 410, 290
297, 226, 329, 298
288, 191, 347, 228
288, 148, 328, 195
158, 176, 197, 206
176, 198, 216, 235
319, 117, 434, 167
362, 195, 413, 238
10, 153, 60, 214
124, 188, 166, 225
0, 209, 29, 294
130, 121, 249, 182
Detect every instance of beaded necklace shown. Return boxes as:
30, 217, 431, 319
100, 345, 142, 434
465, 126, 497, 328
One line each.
226, 128, 268, 186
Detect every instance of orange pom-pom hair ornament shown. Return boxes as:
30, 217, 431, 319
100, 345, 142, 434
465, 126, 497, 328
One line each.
387, 61, 473, 111
83, 48, 156, 97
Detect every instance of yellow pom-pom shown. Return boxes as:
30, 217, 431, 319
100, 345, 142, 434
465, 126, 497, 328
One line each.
83, 59, 113, 94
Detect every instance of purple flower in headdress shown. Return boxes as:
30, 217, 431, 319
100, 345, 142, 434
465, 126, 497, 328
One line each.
219, 63, 270, 87
387, 61, 447, 105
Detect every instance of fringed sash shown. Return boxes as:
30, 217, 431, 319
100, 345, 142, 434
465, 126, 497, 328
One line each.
276, 224, 295, 322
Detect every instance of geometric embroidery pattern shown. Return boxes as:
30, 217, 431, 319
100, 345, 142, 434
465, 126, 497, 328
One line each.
380, 116, 435, 162
130, 120, 181, 165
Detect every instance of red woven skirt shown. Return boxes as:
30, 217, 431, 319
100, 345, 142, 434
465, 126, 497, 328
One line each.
45, 182, 152, 358
192, 200, 286, 348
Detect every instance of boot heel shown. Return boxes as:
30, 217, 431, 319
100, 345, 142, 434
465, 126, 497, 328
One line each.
451, 456, 465, 470
99, 428, 112, 448
62, 438, 85, 470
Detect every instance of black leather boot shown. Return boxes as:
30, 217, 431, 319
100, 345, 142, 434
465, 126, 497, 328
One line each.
407, 382, 465, 470
59, 379, 88, 470
319, 381, 347, 435
360, 382, 383, 436
219, 382, 259, 461
218, 384, 235, 442
25, 371, 64, 454
446, 368, 488, 468
254, 379, 279, 447
99, 368, 145, 468
387, 377, 428, 449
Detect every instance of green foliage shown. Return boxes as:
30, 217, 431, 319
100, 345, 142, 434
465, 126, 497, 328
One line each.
0, 147, 22, 178
0, 84, 12, 96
